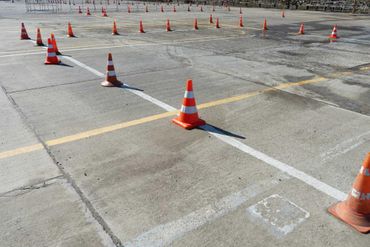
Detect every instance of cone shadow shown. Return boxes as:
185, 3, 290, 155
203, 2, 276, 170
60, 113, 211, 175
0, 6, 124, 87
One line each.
121, 84, 144, 92
200, 124, 246, 140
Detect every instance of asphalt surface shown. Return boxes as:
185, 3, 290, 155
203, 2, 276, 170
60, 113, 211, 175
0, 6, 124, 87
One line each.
0, 1, 369, 247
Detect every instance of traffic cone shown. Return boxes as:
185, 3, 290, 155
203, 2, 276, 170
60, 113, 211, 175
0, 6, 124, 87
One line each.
173, 5, 176, 12
101, 53, 122, 87
20, 23, 30, 40
67, 22, 75, 37
298, 23, 304, 35
78, 5, 82, 14
194, 18, 198, 30
102, 8, 108, 17
139, 19, 145, 33
44, 38, 60, 65
50, 33, 61, 55
161, 5, 164, 12
209, 14, 213, 24
86, 7, 91, 15
145, 5, 148, 12
166, 18, 172, 32
36, 28, 44, 46
239, 15, 244, 27
328, 153, 370, 233
200, 5, 203, 12
128, 5, 131, 13
216, 17, 220, 28
281, 9, 285, 18
239, 7, 242, 14
112, 20, 119, 35
263, 18, 268, 31
172, 79, 205, 130
329, 25, 339, 39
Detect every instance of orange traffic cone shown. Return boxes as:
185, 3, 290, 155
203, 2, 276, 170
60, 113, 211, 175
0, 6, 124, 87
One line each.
112, 20, 119, 35
216, 17, 220, 28
102, 8, 108, 17
44, 38, 60, 65
298, 23, 304, 35
67, 22, 75, 37
173, 5, 176, 12
50, 33, 61, 55
36, 28, 44, 46
139, 19, 145, 33
86, 7, 91, 15
161, 5, 164, 12
209, 14, 213, 24
128, 5, 131, 13
329, 25, 339, 39
328, 153, 370, 233
20, 23, 30, 40
166, 18, 172, 32
78, 5, 82, 14
200, 5, 203, 12
172, 79, 205, 130
101, 53, 122, 87
239, 15, 244, 27
263, 18, 268, 31
194, 18, 198, 30
281, 9, 285, 18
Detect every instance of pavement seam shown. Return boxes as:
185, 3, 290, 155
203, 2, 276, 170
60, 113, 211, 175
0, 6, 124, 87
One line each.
0, 85, 123, 247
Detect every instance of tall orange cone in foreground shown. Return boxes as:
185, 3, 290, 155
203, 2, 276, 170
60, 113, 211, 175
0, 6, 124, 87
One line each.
20, 23, 30, 40
172, 79, 206, 129
36, 28, 44, 46
298, 23, 304, 35
328, 153, 370, 233
215, 17, 220, 28
239, 15, 244, 27
166, 18, 172, 32
209, 14, 213, 24
112, 20, 119, 35
329, 25, 339, 39
139, 19, 145, 33
263, 18, 268, 31
101, 53, 122, 87
50, 33, 61, 55
44, 38, 60, 65
67, 22, 75, 37
194, 18, 198, 30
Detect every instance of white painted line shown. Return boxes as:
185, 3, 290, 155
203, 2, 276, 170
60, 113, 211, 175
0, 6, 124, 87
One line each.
61, 56, 105, 77
124, 175, 288, 247
200, 124, 347, 201
123, 84, 177, 112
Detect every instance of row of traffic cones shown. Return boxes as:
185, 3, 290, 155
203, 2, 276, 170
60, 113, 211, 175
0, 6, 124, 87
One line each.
21, 22, 76, 44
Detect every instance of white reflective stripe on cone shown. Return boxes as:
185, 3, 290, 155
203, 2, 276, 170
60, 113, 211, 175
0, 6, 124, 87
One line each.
360, 166, 370, 176
180, 105, 197, 114
108, 60, 114, 66
184, 91, 194, 99
108, 70, 116, 76
48, 52, 56, 57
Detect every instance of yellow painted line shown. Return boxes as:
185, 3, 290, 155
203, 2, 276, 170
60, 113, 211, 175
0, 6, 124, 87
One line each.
0, 144, 44, 159
0, 76, 328, 160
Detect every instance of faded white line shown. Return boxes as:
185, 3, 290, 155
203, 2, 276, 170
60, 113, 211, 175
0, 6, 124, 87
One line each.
124, 175, 289, 247
201, 124, 347, 201
320, 130, 370, 164
61, 55, 105, 77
